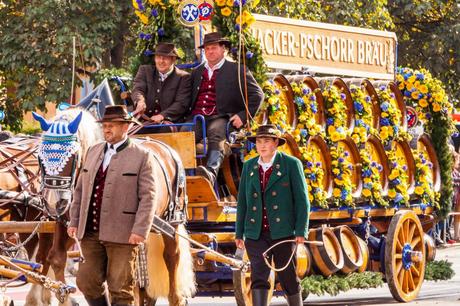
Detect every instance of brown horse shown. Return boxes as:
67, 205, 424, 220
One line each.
30, 108, 195, 306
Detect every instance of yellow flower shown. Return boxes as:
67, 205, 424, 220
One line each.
408, 75, 416, 84
333, 188, 341, 197
389, 169, 399, 180
333, 168, 340, 175
226, 0, 233, 6
135, 10, 149, 24
327, 125, 336, 135
388, 189, 396, 198
419, 84, 428, 94
379, 129, 388, 140
334, 178, 343, 186
331, 132, 341, 142
433, 103, 441, 112
215, 0, 226, 6
419, 99, 428, 108
133, 0, 140, 10
415, 186, 424, 195
362, 189, 372, 197
221, 6, 232, 16
411, 91, 420, 99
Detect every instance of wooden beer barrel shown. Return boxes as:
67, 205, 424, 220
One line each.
392, 140, 416, 195
424, 233, 436, 262
333, 226, 363, 274
417, 134, 441, 192
373, 81, 407, 132
345, 78, 381, 130
337, 137, 362, 198
318, 77, 355, 133
308, 227, 344, 277
305, 135, 333, 198
295, 243, 312, 279
287, 75, 327, 130
271, 74, 297, 130
280, 133, 302, 159
364, 135, 390, 196
356, 236, 369, 273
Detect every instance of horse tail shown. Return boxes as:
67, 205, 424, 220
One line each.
145, 225, 196, 300
176, 224, 196, 298
145, 233, 169, 298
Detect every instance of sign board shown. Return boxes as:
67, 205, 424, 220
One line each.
251, 14, 397, 80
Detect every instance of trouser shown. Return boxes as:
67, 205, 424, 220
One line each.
183, 115, 228, 152
245, 231, 300, 295
77, 232, 138, 305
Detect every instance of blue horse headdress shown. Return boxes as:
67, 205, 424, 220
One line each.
33, 112, 83, 176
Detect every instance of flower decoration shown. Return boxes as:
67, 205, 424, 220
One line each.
323, 84, 349, 143
300, 145, 328, 208
359, 147, 386, 207
375, 86, 406, 148
291, 82, 324, 144
396, 67, 453, 125
257, 79, 292, 133
386, 150, 410, 206
330, 146, 354, 207
412, 149, 438, 207
350, 85, 375, 145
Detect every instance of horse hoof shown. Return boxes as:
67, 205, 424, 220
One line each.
70, 297, 79, 306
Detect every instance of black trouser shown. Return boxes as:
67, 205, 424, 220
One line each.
245, 231, 300, 295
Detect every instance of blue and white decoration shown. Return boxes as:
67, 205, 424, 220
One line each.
33, 112, 83, 176
179, 1, 199, 26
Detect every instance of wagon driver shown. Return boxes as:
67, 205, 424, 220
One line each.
235, 124, 310, 306
68, 105, 157, 306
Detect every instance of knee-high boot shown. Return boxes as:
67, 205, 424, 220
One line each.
251, 289, 269, 306
197, 150, 224, 185
286, 292, 303, 306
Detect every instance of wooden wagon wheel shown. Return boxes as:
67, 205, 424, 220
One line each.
233, 249, 275, 306
385, 210, 426, 302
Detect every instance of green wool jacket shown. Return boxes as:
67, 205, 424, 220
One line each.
235, 152, 310, 240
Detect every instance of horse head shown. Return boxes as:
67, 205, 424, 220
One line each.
33, 109, 101, 219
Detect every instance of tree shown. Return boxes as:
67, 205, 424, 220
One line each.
388, 0, 460, 105
0, 0, 136, 131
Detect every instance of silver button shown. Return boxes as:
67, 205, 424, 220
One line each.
271, 191, 277, 196
208, 85, 211, 88
253, 193, 258, 198
96, 186, 99, 189
205, 95, 208, 98
93, 226, 97, 230
197, 86, 200, 90
93, 218, 97, 222
156, 89, 160, 93
273, 205, 278, 210
93, 211, 96, 214
250, 218, 255, 223
94, 194, 97, 198
93, 203, 96, 207
276, 218, 280, 222
252, 206, 257, 211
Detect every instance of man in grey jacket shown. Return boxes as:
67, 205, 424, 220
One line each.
68, 105, 156, 306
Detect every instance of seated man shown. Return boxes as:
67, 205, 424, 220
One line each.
132, 42, 191, 130
184, 32, 264, 184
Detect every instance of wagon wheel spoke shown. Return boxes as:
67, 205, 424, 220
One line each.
407, 222, 416, 242
410, 264, 420, 278
410, 236, 421, 249
398, 227, 406, 245
402, 269, 409, 293
396, 260, 403, 276
403, 220, 410, 243
395, 253, 402, 259
396, 239, 403, 252
407, 268, 415, 291
398, 267, 405, 286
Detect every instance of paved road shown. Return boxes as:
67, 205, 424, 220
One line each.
7, 244, 460, 305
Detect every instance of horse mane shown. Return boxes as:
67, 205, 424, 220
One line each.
53, 108, 103, 161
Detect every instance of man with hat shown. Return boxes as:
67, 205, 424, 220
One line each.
132, 42, 191, 125
235, 124, 310, 306
68, 105, 156, 306
184, 32, 264, 184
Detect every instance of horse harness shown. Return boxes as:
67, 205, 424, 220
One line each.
137, 138, 188, 225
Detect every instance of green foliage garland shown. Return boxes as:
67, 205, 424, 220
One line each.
301, 272, 384, 296
425, 260, 455, 281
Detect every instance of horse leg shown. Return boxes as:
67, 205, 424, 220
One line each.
48, 222, 75, 306
25, 233, 53, 306
162, 233, 186, 306
135, 286, 157, 306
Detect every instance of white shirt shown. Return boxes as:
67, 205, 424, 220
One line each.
204, 57, 225, 79
102, 137, 127, 171
158, 67, 174, 82
257, 153, 277, 172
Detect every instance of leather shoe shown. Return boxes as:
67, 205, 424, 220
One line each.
196, 165, 216, 185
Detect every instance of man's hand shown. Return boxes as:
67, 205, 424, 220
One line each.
295, 236, 305, 245
134, 101, 147, 116
150, 114, 164, 123
229, 114, 243, 129
129, 233, 145, 245
67, 227, 77, 238
235, 238, 245, 249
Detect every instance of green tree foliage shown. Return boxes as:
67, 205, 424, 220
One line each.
388, 0, 460, 105
0, 0, 135, 131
